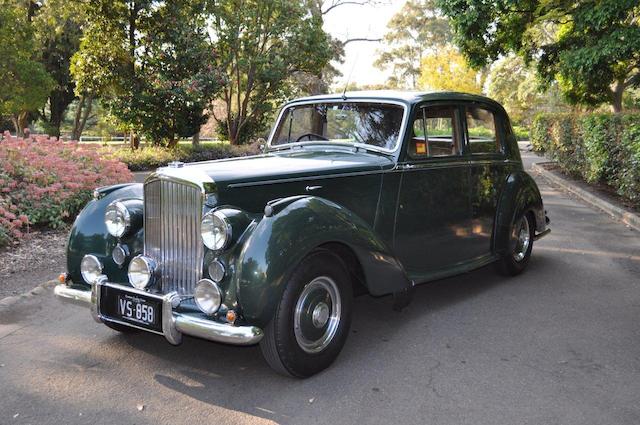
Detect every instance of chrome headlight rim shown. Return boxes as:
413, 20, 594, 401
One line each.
201, 209, 232, 251
194, 278, 222, 315
80, 254, 103, 285
105, 200, 131, 238
127, 255, 157, 290
208, 259, 226, 283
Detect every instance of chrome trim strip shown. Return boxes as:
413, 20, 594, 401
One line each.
53, 281, 263, 346
267, 98, 410, 154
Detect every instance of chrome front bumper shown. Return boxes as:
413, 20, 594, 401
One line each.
54, 276, 263, 346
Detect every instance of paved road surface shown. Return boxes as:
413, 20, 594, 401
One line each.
1, 150, 639, 425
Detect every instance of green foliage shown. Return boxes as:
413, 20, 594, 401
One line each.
104, 143, 261, 172
531, 112, 640, 207
211, 0, 332, 144
375, 0, 451, 89
0, 2, 54, 134
215, 113, 270, 145
438, 0, 640, 111
71, 0, 223, 146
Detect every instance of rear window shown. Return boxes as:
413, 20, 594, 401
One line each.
466, 107, 501, 154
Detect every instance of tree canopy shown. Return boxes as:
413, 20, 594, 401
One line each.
211, 0, 332, 145
375, 0, 451, 88
71, 0, 223, 147
418, 46, 482, 94
0, 1, 54, 135
438, 0, 640, 112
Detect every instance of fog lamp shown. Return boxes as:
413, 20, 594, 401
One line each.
128, 255, 157, 290
208, 260, 226, 282
80, 255, 103, 284
194, 279, 222, 315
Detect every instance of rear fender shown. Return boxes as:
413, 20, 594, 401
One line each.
493, 171, 546, 255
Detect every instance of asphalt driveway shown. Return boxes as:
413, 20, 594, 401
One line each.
1, 151, 639, 425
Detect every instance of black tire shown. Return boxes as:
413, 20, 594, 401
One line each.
496, 211, 535, 276
104, 321, 139, 333
259, 249, 353, 378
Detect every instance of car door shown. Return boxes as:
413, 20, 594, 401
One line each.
464, 103, 514, 259
393, 103, 473, 278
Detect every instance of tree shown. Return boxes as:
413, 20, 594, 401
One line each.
71, 0, 223, 147
32, 0, 85, 138
486, 55, 568, 124
0, 1, 54, 136
210, 0, 332, 145
438, 0, 640, 112
374, 0, 451, 89
418, 46, 482, 94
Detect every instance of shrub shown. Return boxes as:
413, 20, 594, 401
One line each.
0, 132, 133, 246
531, 112, 640, 208
103, 142, 261, 172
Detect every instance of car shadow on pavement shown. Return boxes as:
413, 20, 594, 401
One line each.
118, 256, 550, 423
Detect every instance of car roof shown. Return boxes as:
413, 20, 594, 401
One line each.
289, 90, 505, 110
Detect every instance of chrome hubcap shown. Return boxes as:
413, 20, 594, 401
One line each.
294, 276, 341, 354
512, 215, 531, 262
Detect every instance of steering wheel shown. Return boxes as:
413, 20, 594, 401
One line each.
295, 133, 329, 143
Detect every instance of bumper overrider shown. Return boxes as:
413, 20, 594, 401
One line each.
54, 276, 263, 346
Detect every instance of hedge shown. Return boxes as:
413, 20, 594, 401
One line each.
0, 132, 133, 246
102, 142, 261, 171
531, 112, 640, 208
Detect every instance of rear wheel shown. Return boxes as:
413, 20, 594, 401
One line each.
496, 211, 535, 276
260, 249, 353, 378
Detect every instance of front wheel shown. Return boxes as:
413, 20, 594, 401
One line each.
496, 211, 535, 276
259, 249, 353, 378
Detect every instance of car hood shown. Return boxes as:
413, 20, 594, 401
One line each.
175, 148, 395, 189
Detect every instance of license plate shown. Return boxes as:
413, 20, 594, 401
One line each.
117, 294, 156, 325
100, 285, 163, 332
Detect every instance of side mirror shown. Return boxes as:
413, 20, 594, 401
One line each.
257, 138, 267, 153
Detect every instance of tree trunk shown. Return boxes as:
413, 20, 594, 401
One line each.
167, 136, 178, 149
611, 79, 625, 113
192, 131, 200, 147
72, 94, 94, 140
130, 131, 140, 150
12, 112, 29, 137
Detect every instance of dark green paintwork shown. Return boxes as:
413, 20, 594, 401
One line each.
65, 91, 547, 328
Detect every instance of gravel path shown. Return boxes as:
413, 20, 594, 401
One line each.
0, 229, 67, 299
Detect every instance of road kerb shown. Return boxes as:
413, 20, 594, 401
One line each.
532, 162, 640, 232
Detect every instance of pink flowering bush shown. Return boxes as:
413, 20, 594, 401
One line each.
0, 132, 133, 246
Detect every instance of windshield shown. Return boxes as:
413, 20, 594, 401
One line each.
270, 102, 405, 151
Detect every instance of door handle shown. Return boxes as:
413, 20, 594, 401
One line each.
399, 163, 415, 170
305, 185, 323, 192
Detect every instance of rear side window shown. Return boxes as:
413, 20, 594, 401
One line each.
466, 106, 501, 154
409, 106, 459, 159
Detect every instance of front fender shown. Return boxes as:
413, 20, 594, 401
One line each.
232, 196, 410, 327
67, 183, 143, 286
493, 171, 546, 255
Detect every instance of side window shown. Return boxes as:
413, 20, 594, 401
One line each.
466, 106, 501, 154
409, 106, 459, 159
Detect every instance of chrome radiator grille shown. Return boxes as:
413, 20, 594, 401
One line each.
144, 178, 203, 295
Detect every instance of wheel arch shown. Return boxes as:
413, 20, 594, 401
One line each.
493, 171, 546, 255
232, 196, 411, 327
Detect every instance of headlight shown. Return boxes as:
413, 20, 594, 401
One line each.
105, 201, 131, 238
80, 255, 103, 284
128, 255, 157, 290
194, 279, 222, 315
201, 210, 231, 251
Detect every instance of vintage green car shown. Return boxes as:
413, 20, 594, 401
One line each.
55, 91, 549, 377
